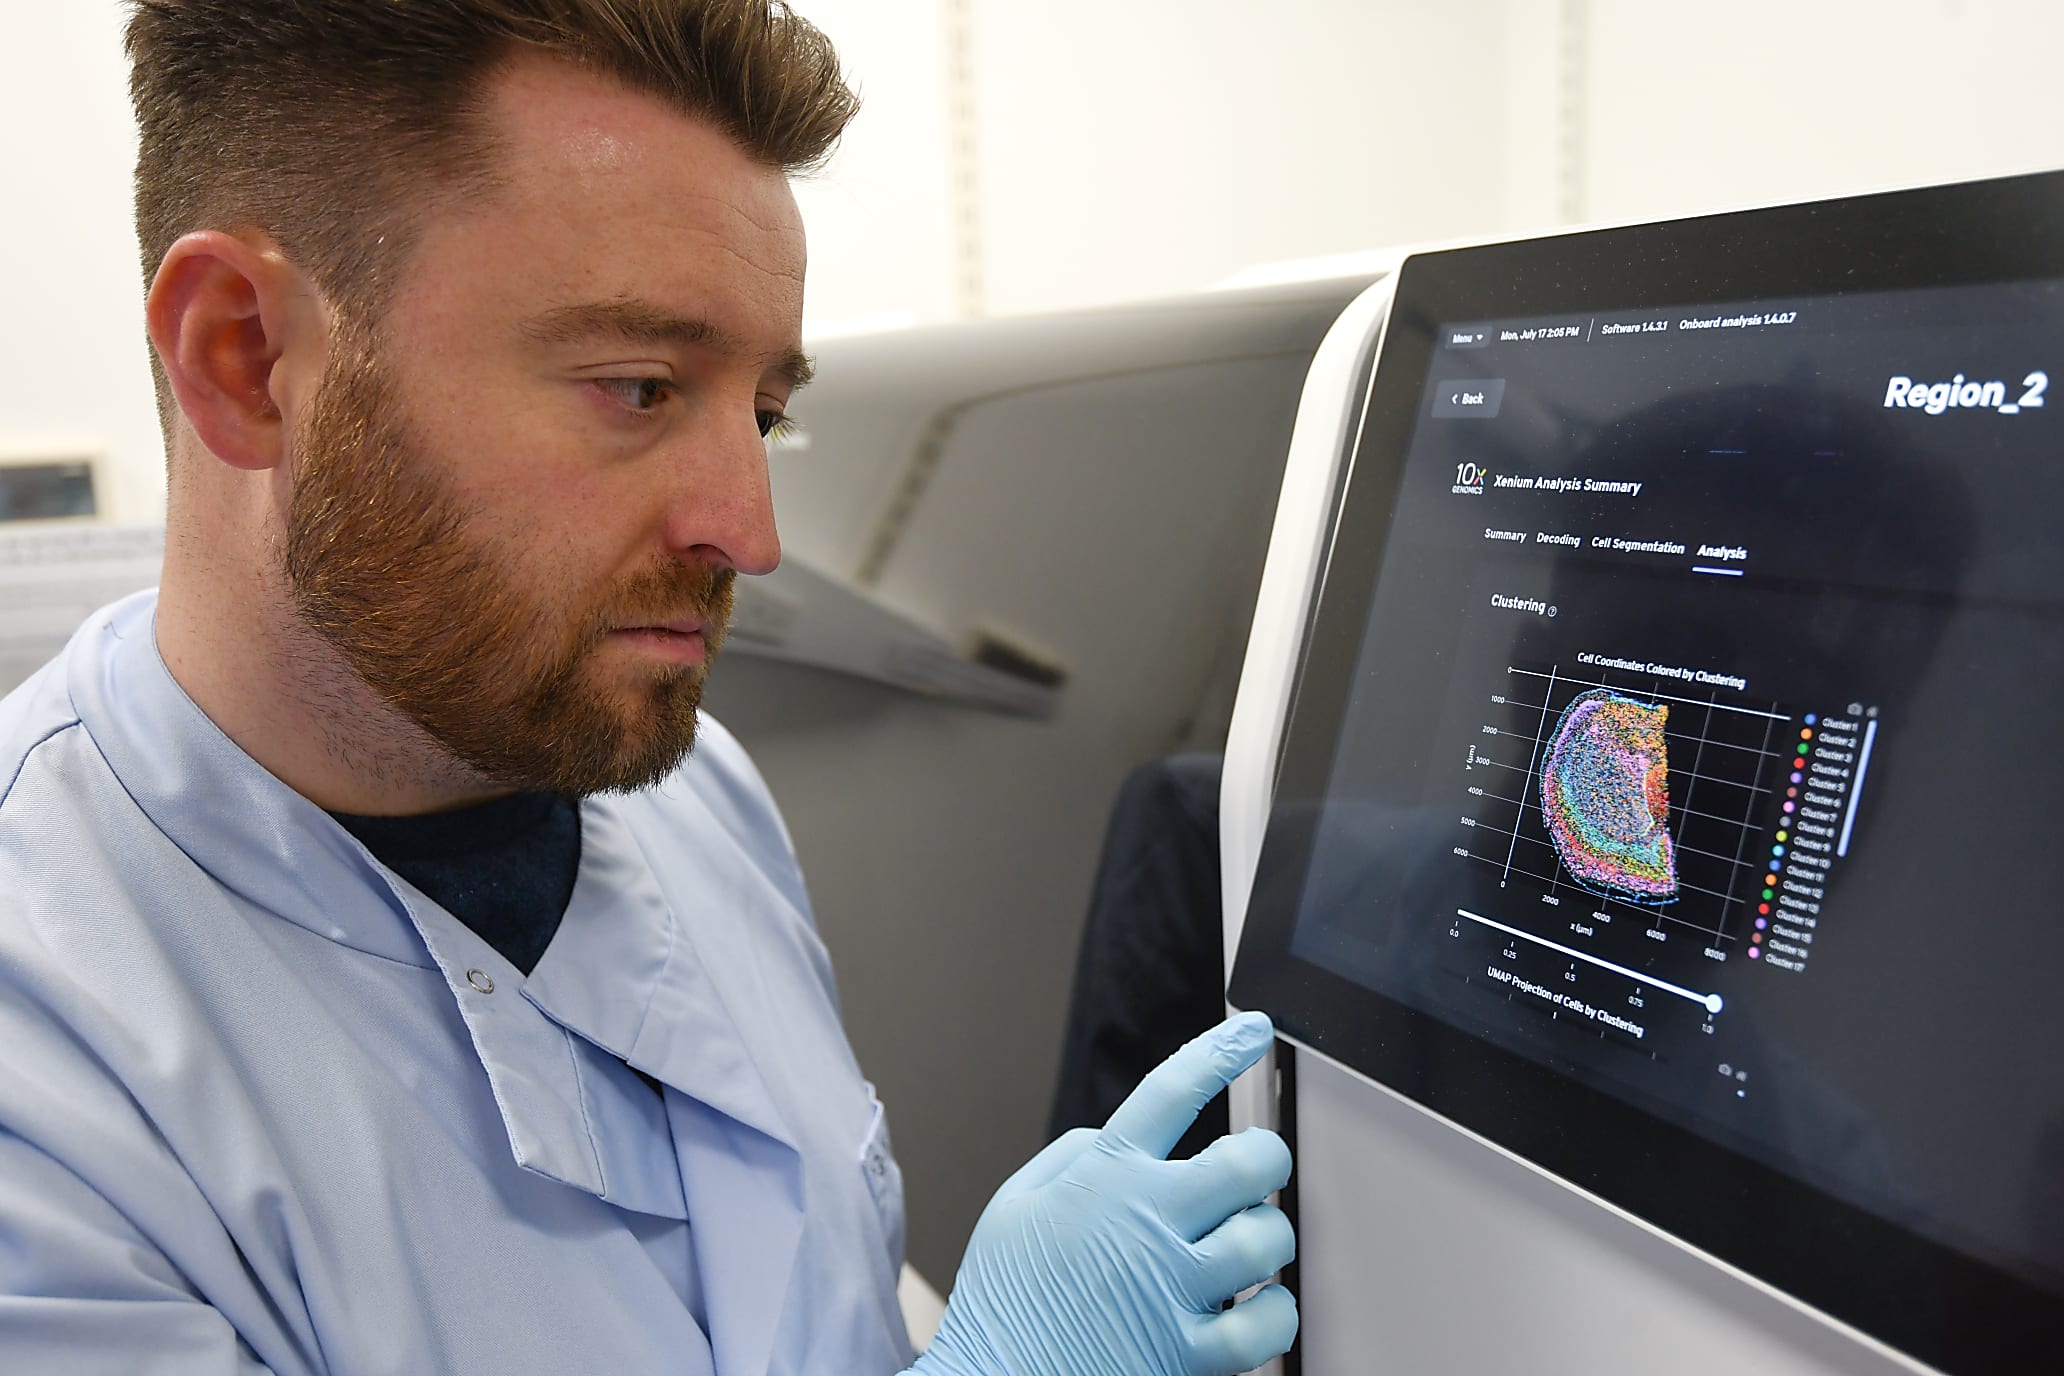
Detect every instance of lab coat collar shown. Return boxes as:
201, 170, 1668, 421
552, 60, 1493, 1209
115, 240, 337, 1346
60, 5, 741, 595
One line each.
72, 594, 808, 1369
69, 592, 429, 966
526, 795, 800, 1151
355, 843, 684, 1228
67, 594, 629, 1200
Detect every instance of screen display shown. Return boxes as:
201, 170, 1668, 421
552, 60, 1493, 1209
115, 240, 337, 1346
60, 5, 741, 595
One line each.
1231, 174, 2064, 1375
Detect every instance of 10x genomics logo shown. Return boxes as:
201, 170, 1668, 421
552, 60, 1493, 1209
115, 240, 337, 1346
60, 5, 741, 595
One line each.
1884, 370, 2047, 415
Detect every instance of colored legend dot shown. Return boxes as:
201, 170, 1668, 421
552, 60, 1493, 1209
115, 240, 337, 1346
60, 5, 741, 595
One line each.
1805, 713, 1818, 725
1801, 727, 1814, 740
1790, 772, 1803, 784
1766, 873, 1779, 886
1776, 830, 1789, 842
1762, 887, 1774, 900
1772, 844, 1785, 857
1749, 947, 1761, 959
1756, 917, 1769, 930
1796, 743, 1810, 756
1758, 903, 1771, 915
1783, 801, 1796, 814
1753, 931, 1763, 942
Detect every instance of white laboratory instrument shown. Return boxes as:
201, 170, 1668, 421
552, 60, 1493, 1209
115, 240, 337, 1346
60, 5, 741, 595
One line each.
1225, 171, 2064, 1375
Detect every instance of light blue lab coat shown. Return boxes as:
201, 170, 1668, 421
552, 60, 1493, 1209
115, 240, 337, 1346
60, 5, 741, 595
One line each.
0, 591, 914, 1375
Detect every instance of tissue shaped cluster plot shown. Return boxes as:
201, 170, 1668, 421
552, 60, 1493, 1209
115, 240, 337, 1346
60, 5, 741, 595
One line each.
1539, 689, 1679, 903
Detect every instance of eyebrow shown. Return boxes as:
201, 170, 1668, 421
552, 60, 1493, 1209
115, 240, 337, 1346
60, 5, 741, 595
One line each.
519, 300, 815, 389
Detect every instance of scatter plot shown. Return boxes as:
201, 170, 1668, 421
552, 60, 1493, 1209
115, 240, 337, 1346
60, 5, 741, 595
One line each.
1456, 662, 1786, 943
1540, 689, 1680, 903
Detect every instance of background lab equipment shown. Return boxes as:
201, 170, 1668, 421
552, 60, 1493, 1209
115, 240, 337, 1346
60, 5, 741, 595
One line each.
700, 277, 1374, 1286
1224, 170, 2064, 1374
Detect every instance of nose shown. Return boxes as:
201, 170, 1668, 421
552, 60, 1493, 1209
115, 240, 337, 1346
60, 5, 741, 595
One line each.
660, 415, 782, 576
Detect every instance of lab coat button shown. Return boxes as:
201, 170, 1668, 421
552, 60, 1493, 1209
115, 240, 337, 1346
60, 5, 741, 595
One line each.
466, 969, 495, 994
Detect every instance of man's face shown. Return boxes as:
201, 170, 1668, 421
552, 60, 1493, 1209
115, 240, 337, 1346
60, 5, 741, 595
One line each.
282, 55, 807, 798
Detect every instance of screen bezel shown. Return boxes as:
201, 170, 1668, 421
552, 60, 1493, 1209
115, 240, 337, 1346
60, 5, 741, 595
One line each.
1228, 170, 2064, 1376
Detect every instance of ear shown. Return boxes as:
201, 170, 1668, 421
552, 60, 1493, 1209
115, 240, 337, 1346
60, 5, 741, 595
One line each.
146, 230, 326, 473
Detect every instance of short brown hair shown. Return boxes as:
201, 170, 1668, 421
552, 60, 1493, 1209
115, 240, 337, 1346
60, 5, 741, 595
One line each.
126, 0, 856, 436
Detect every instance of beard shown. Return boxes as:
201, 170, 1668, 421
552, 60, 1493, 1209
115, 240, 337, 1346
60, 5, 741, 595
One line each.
282, 326, 734, 798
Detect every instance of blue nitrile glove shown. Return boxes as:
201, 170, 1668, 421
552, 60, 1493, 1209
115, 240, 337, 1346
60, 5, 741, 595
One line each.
908, 1012, 1297, 1376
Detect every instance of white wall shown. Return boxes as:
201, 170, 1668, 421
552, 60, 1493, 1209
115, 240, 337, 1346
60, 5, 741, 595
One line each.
783, 0, 960, 334
12, 2, 2064, 518
1577, 0, 2064, 224
0, 2, 160, 523
965, 1, 1520, 315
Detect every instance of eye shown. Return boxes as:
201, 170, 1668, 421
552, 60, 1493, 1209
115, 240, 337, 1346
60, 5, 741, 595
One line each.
758, 409, 799, 441
594, 377, 675, 414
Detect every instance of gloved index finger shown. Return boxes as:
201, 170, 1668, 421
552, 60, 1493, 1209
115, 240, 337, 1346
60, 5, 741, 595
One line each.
1099, 1012, 1275, 1160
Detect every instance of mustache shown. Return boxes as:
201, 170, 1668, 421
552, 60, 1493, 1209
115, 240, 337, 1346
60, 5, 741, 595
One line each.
587, 561, 737, 638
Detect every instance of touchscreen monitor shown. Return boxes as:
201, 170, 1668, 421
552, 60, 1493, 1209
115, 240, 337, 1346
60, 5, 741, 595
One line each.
1229, 171, 2064, 1375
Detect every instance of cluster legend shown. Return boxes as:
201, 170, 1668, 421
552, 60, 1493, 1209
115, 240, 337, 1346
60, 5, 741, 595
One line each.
1753, 710, 1877, 973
